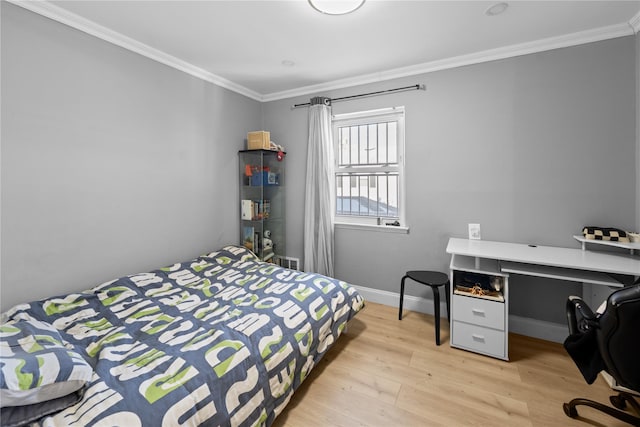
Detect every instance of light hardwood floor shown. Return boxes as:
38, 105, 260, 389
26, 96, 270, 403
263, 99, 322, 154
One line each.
273, 302, 633, 427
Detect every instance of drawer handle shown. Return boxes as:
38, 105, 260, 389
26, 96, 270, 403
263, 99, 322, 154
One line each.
471, 308, 486, 316
472, 334, 485, 342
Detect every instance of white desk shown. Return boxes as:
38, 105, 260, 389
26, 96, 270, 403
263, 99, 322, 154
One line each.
445, 238, 640, 360
446, 238, 640, 279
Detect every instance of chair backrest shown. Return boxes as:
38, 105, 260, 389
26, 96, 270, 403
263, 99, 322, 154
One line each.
597, 284, 640, 392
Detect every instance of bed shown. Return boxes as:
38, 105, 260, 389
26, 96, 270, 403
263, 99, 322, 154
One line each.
0, 245, 364, 426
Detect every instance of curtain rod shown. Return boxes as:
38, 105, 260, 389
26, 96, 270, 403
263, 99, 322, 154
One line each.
292, 84, 425, 109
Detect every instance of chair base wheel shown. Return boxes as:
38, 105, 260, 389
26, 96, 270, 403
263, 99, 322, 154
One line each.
610, 395, 626, 410
563, 402, 578, 418
563, 396, 640, 426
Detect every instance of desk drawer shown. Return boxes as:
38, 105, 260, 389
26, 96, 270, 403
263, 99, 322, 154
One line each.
452, 321, 506, 359
453, 294, 505, 330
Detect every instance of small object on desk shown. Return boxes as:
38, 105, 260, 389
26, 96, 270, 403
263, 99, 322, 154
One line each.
454, 284, 505, 302
470, 284, 484, 295
468, 223, 481, 240
490, 276, 503, 291
582, 226, 630, 243
528, 244, 537, 248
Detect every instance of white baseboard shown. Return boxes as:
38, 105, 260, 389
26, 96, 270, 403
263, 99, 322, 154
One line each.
351, 284, 568, 343
352, 284, 446, 317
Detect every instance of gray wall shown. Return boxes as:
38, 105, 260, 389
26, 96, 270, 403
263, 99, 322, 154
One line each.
264, 36, 637, 325
1, 2, 636, 328
1, 3, 261, 311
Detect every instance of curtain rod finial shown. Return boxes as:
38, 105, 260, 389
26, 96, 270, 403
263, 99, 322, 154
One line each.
418, 84, 426, 91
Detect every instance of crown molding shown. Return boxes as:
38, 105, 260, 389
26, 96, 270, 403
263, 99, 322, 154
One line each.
630, 10, 640, 33
262, 21, 635, 102
8, 0, 637, 104
7, 0, 263, 101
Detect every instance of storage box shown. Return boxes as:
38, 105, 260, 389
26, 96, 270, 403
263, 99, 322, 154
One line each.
250, 171, 279, 186
247, 131, 271, 150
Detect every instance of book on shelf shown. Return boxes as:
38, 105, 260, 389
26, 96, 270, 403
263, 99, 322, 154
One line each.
241, 199, 270, 221
253, 232, 260, 256
241, 200, 253, 220
243, 226, 254, 251
255, 199, 270, 220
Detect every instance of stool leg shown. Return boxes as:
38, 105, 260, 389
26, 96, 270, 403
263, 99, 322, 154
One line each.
445, 280, 451, 323
399, 275, 407, 320
432, 286, 441, 345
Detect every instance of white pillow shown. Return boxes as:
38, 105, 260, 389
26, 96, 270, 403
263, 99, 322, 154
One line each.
0, 319, 93, 407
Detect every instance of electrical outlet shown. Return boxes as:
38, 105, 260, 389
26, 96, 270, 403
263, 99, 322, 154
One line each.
468, 223, 481, 240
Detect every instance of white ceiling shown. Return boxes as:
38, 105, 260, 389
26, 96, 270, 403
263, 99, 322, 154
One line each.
13, 0, 640, 101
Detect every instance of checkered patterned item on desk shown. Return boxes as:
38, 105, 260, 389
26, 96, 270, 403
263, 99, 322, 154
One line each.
582, 226, 630, 242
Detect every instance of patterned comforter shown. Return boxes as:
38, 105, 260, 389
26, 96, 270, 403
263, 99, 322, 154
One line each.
2, 245, 365, 426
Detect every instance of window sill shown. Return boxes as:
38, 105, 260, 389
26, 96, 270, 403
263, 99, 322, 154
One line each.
334, 222, 410, 234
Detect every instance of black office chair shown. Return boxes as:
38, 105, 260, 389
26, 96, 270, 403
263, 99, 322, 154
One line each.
562, 284, 640, 425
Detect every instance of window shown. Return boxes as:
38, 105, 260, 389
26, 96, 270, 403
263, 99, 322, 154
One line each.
333, 107, 405, 228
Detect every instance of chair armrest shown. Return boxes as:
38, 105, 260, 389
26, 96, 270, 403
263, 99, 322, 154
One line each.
566, 295, 598, 335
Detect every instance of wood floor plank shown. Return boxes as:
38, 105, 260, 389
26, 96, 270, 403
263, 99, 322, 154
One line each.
397, 381, 532, 426
272, 302, 635, 427
314, 363, 403, 405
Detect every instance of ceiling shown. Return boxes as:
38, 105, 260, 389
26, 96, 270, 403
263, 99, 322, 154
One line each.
13, 0, 640, 101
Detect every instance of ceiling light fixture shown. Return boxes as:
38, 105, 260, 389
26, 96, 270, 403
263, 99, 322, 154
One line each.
485, 2, 508, 16
308, 0, 365, 15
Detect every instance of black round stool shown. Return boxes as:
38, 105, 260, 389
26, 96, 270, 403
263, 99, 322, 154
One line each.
398, 270, 451, 345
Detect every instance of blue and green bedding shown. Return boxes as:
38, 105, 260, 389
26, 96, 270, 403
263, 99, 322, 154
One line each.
1, 245, 364, 426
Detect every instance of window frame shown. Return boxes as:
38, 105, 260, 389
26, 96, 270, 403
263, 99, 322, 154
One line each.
332, 106, 407, 230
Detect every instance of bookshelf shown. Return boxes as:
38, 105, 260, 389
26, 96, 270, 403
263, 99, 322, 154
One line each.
239, 149, 285, 263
